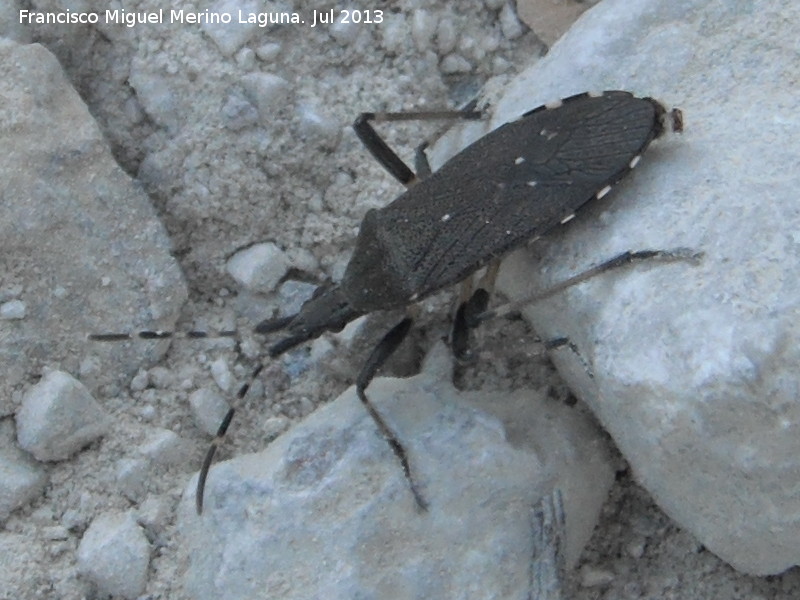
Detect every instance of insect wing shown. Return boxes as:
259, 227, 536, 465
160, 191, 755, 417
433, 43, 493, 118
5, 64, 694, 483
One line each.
374, 92, 664, 296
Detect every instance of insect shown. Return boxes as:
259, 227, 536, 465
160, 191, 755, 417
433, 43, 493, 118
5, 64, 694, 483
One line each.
92, 90, 689, 513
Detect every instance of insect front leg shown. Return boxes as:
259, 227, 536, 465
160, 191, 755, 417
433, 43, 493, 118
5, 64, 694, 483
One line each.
355, 316, 428, 511
353, 108, 482, 187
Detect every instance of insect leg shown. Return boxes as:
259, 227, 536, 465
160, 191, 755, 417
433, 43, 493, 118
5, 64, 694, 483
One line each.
451, 260, 501, 359
542, 337, 594, 379
353, 108, 482, 187
355, 316, 428, 510
469, 248, 703, 328
452, 288, 490, 360
528, 489, 567, 600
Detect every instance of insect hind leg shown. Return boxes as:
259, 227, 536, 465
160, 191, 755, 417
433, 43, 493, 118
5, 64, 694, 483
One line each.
528, 489, 567, 598
469, 248, 703, 328
543, 336, 595, 379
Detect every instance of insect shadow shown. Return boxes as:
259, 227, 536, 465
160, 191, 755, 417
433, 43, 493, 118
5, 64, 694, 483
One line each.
91, 90, 699, 514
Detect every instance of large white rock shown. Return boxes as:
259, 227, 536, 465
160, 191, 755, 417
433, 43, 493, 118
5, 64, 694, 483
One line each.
179, 344, 614, 600
436, 0, 800, 577
0, 41, 187, 411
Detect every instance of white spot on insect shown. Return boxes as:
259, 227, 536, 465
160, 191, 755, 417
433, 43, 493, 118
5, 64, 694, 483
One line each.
545, 99, 563, 109
588, 90, 604, 97
441, 213, 451, 222
596, 185, 612, 199
514, 156, 525, 165
409, 293, 419, 302
629, 155, 641, 169
540, 128, 558, 140
560, 213, 575, 224
527, 180, 538, 187
506, 230, 512, 234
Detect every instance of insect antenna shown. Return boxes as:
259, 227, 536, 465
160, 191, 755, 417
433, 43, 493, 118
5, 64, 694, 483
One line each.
195, 312, 304, 514
196, 406, 235, 514
88, 323, 252, 514
88, 328, 238, 341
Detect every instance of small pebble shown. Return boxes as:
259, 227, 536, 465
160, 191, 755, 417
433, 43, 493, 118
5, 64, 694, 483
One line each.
286, 247, 318, 274
221, 93, 259, 131
296, 103, 341, 149
329, 19, 359, 45
499, 3, 525, 40
235, 47, 256, 69
200, 0, 260, 56
16, 371, 110, 461
117, 458, 149, 502
78, 355, 100, 379
436, 19, 457, 54
137, 495, 171, 535
334, 315, 368, 348
189, 387, 231, 436
381, 14, 407, 53
61, 508, 85, 531
77, 511, 150, 599
263, 416, 290, 440
626, 538, 646, 559
138, 404, 157, 422
580, 566, 615, 587
278, 280, 317, 318
441, 53, 473, 74
130, 369, 149, 392
255, 42, 281, 61
42, 525, 69, 540
241, 72, 291, 118
0, 299, 25, 320
139, 428, 191, 467
226, 242, 289, 292
411, 10, 436, 50
210, 358, 233, 393
148, 366, 173, 389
